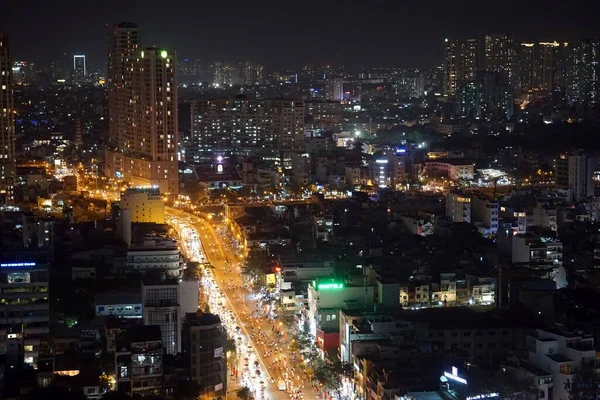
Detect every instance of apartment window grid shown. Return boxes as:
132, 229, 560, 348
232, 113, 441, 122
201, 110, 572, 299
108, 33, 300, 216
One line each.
145, 287, 177, 307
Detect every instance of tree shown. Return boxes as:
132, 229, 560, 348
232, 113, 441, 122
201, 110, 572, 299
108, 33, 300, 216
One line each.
566, 365, 600, 400
313, 356, 353, 400
237, 386, 253, 400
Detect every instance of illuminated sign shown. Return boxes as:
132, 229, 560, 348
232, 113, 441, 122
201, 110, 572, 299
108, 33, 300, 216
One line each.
457, 197, 471, 203
161, 50, 168, 59
318, 283, 344, 290
1, 262, 36, 268
444, 367, 467, 385
375, 159, 388, 164
467, 394, 499, 400
396, 148, 406, 154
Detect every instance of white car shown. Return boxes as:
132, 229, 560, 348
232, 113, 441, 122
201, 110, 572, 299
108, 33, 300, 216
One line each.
278, 381, 286, 391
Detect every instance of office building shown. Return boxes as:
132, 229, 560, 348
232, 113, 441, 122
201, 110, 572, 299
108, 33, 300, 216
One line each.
119, 187, 165, 224
240, 61, 264, 85
72, 54, 86, 84
106, 23, 179, 194
190, 98, 305, 158
141, 279, 199, 355
106, 22, 140, 181
485, 34, 518, 91
183, 312, 227, 398
0, 260, 50, 370
567, 38, 600, 108
0, 35, 15, 204
443, 37, 478, 96
115, 325, 163, 395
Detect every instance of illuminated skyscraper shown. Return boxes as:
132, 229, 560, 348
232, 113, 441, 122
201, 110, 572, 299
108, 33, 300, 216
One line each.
72, 54, 86, 84
107, 22, 140, 180
240, 61, 264, 85
328, 77, 344, 101
106, 23, 179, 195
443, 37, 479, 96
567, 39, 600, 108
485, 34, 518, 91
518, 43, 535, 93
0, 34, 15, 204
127, 48, 179, 195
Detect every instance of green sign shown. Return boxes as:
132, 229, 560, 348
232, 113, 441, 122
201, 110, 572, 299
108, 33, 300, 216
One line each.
318, 283, 344, 290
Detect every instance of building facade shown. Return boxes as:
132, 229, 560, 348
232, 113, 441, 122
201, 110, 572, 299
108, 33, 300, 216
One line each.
444, 37, 478, 97
0, 260, 50, 370
106, 23, 179, 194
0, 35, 15, 204
190, 98, 305, 158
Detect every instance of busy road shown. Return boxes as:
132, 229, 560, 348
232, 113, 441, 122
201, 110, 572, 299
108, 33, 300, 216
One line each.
167, 208, 314, 400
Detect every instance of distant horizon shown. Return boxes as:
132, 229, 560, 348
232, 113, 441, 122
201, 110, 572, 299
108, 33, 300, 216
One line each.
2, 0, 599, 71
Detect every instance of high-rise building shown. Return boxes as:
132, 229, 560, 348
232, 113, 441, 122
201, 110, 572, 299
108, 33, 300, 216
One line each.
106, 23, 179, 195
212, 62, 237, 86
533, 42, 566, 93
190, 98, 305, 159
328, 77, 344, 101
106, 22, 140, 180
457, 71, 513, 120
484, 34, 518, 91
240, 61, 264, 85
443, 37, 479, 97
0, 35, 15, 204
130, 48, 179, 194
567, 39, 600, 108
517, 43, 535, 93
72, 54, 86, 84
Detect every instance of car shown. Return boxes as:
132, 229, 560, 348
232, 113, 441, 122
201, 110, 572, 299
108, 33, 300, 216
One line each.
278, 381, 286, 391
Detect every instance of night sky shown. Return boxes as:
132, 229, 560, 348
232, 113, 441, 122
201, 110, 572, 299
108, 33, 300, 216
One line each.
2, 0, 599, 71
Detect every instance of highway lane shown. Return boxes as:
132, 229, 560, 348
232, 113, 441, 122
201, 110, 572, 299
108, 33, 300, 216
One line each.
166, 207, 314, 400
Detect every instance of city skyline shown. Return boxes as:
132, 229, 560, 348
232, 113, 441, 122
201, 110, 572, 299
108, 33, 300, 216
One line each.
1, 0, 600, 70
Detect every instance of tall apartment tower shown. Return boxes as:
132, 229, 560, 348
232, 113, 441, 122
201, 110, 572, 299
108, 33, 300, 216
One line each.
444, 37, 479, 96
106, 22, 140, 180
518, 43, 535, 93
0, 35, 15, 204
106, 23, 179, 195
485, 34, 518, 91
129, 47, 179, 195
567, 39, 600, 108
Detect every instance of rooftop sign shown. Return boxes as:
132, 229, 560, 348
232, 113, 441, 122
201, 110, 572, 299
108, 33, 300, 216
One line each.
318, 283, 344, 290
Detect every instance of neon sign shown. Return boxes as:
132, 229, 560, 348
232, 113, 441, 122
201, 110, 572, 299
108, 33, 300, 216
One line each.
467, 394, 499, 400
318, 283, 344, 290
444, 367, 467, 385
1, 262, 36, 268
